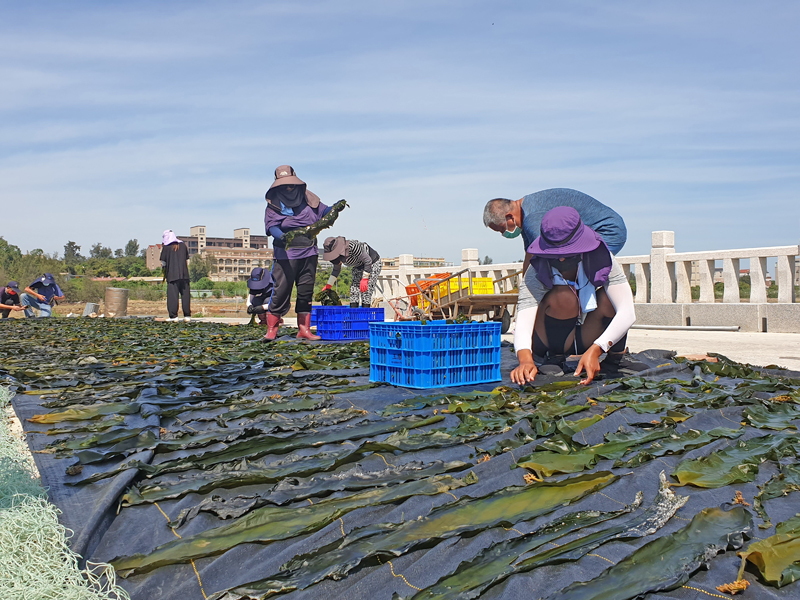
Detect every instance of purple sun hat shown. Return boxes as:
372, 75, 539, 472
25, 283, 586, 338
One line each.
527, 206, 603, 257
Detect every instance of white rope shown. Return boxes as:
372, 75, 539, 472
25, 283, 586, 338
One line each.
0, 386, 130, 600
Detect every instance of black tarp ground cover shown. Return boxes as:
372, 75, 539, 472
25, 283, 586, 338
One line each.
2, 318, 800, 600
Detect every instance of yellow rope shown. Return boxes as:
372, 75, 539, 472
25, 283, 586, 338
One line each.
596, 492, 626, 507
154, 502, 207, 599
339, 518, 346, 537
376, 453, 392, 467
377, 556, 422, 591
587, 553, 614, 564
682, 585, 729, 598
502, 526, 525, 536
442, 491, 458, 501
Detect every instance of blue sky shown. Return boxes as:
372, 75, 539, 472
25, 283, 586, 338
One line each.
1, 1, 798, 264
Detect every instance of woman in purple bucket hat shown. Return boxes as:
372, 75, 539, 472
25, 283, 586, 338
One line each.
512, 206, 647, 385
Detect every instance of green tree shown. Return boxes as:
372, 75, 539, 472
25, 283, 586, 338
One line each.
114, 248, 124, 258
188, 253, 214, 282
90, 243, 113, 259
0, 237, 23, 270
479, 255, 493, 265
125, 239, 140, 257
63, 241, 84, 267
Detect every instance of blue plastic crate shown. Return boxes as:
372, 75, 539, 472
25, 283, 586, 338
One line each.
369, 320, 501, 388
311, 306, 384, 340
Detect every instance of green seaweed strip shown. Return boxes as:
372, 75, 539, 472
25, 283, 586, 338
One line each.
615, 427, 742, 468
545, 504, 753, 600
753, 464, 800, 526
111, 472, 473, 577
672, 434, 798, 488
739, 514, 800, 587
414, 473, 686, 600
211, 471, 618, 599
742, 403, 800, 431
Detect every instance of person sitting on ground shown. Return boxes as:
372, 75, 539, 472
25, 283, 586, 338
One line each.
160, 230, 191, 322
1, 281, 25, 319
321, 236, 382, 308
246, 267, 275, 326
511, 206, 647, 386
21, 274, 65, 318
263, 165, 331, 341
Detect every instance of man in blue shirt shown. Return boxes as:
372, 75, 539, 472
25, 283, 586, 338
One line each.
483, 188, 627, 257
21, 273, 65, 318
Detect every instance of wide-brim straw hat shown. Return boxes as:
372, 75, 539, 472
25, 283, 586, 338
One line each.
323, 236, 347, 261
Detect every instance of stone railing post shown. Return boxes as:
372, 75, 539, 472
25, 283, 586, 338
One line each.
722, 258, 741, 303
461, 248, 479, 269
776, 253, 797, 303
749, 257, 768, 303
650, 231, 675, 303
397, 254, 414, 290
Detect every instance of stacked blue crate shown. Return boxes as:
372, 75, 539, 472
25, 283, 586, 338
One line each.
369, 320, 501, 388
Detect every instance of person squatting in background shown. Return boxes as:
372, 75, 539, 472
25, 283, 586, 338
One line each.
1, 281, 25, 318
246, 267, 275, 326
264, 165, 331, 341
321, 236, 382, 308
20, 274, 65, 318
511, 207, 648, 386
160, 230, 192, 322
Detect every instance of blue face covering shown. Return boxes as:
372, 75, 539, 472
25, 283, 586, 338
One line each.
503, 225, 522, 239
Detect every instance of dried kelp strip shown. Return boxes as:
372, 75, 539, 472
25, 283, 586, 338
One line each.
742, 403, 800, 430
544, 504, 754, 600
72, 414, 445, 485
406, 502, 641, 600
753, 464, 800, 526
168, 459, 469, 527
672, 434, 798, 488
110, 472, 474, 577
42, 415, 127, 435
42, 426, 149, 454
28, 401, 140, 424
738, 514, 800, 587
414, 473, 684, 600
615, 427, 742, 468
165, 395, 331, 422
382, 382, 581, 416
210, 471, 619, 599
75, 427, 266, 465
517, 425, 673, 478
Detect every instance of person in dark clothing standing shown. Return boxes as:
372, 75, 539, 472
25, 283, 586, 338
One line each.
263, 165, 330, 341
160, 230, 191, 322
322, 237, 382, 308
1, 281, 24, 318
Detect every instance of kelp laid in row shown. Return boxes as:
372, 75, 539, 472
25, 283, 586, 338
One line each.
545, 504, 753, 600
406, 472, 686, 600
111, 471, 476, 576
71, 414, 445, 485
207, 471, 618, 599
672, 434, 798, 488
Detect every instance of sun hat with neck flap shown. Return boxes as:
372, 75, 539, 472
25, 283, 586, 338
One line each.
528, 206, 613, 288
265, 165, 320, 209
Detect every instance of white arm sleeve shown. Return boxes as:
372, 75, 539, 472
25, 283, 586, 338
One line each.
514, 268, 546, 354
593, 280, 636, 352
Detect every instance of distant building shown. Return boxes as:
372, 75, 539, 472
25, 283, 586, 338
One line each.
146, 226, 274, 282
381, 256, 450, 269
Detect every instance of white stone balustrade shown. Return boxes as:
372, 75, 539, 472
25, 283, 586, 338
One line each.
376, 234, 800, 332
